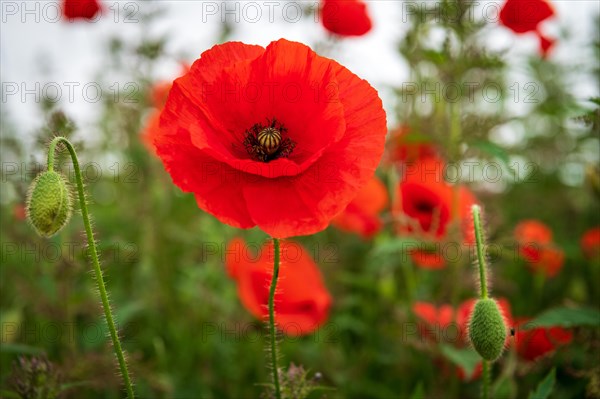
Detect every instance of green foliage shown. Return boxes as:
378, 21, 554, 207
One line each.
528, 368, 556, 399
525, 307, 600, 329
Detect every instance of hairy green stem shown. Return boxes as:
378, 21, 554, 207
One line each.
268, 237, 282, 399
47, 137, 135, 399
482, 360, 490, 399
472, 205, 488, 299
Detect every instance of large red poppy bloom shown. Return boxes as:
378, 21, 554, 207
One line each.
393, 157, 477, 269
63, 0, 101, 20
331, 176, 388, 238
225, 238, 332, 336
153, 39, 386, 238
499, 0, 556, 56
515, 319, 572, 361
321, 0, 372, 37
581, 227, 600, 259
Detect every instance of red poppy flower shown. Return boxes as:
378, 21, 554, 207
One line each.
141, 65, 190, 156
63, 0, 101, 20
514, 220, 564, 277
514, 220, 553, 245
225, 238, 332, 336
393, 157, 477, 269
321, 0, 372, 37
153, 39, 386, 238
526, 246, 565, 277
499, 0, 556, 56
515, 319, 573, 361
581, 227, 600, 259
331, 176, 388, 238
384, 126, 438, 167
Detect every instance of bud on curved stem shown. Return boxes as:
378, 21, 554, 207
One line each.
469, 205, 507, 399
26, 171, 72, 237
29, 137, 135, 399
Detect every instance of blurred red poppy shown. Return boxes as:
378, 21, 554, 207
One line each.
331, 176, 388, 238
499, 0, 556, 56
581, 227, 600, 259
225, 238, 332, 336
515, 319, 572, 361
63, 0, 101, 20
514, 220, 553, 245
141, 65, 190, 155
514, 220, 564, 277
393, 157, 477, 269
412, 302, 455, 342
321, 0, 372, 37
384, 126, 438, 167
153, 39, 386, 238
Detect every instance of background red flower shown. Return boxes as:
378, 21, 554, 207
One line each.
514, 220, 564, 277
581, 227, 600, 259
225, 238, 332, 336
154, 39, 386, 238
499, 0, 556, 56
393, 157, 477, 269
321, 0, 373, 37
331, 176, 388, 238
515, 319, 573, 361
63, 0, 101, 20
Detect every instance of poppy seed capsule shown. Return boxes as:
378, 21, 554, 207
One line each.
468, 298, 507, 361
26, 171, 72, 238
257, 128, 282, 155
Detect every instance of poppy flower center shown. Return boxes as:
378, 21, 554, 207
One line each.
243, 118, 296, 162
415, 201, 435, 214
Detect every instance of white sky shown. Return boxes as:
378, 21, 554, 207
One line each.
1, 0, 599, 144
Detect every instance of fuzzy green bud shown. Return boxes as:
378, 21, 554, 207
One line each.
468, 298, 507, 361
26, 171, 72, 237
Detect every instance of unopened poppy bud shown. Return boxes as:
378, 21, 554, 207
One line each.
26, 171, 72, 237
468, 298, 507, 361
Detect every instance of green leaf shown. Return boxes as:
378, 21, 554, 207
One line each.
525, 307, 600, 329
528, 368, 556, 399
470, 140, 511, 165
439, 345, 481, 380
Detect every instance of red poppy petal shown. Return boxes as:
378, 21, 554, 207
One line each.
182, 40, 348, 179
154, 108, 255, 229
242, 54, 386, 238
538, 33, 555, 57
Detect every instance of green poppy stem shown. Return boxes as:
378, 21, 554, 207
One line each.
47, 137, 135, 399
268, 237, 282, 399
472, 205, 488, 299
482, 360, 490, 399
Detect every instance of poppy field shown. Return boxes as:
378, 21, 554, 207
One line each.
1, 1, 599, 398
